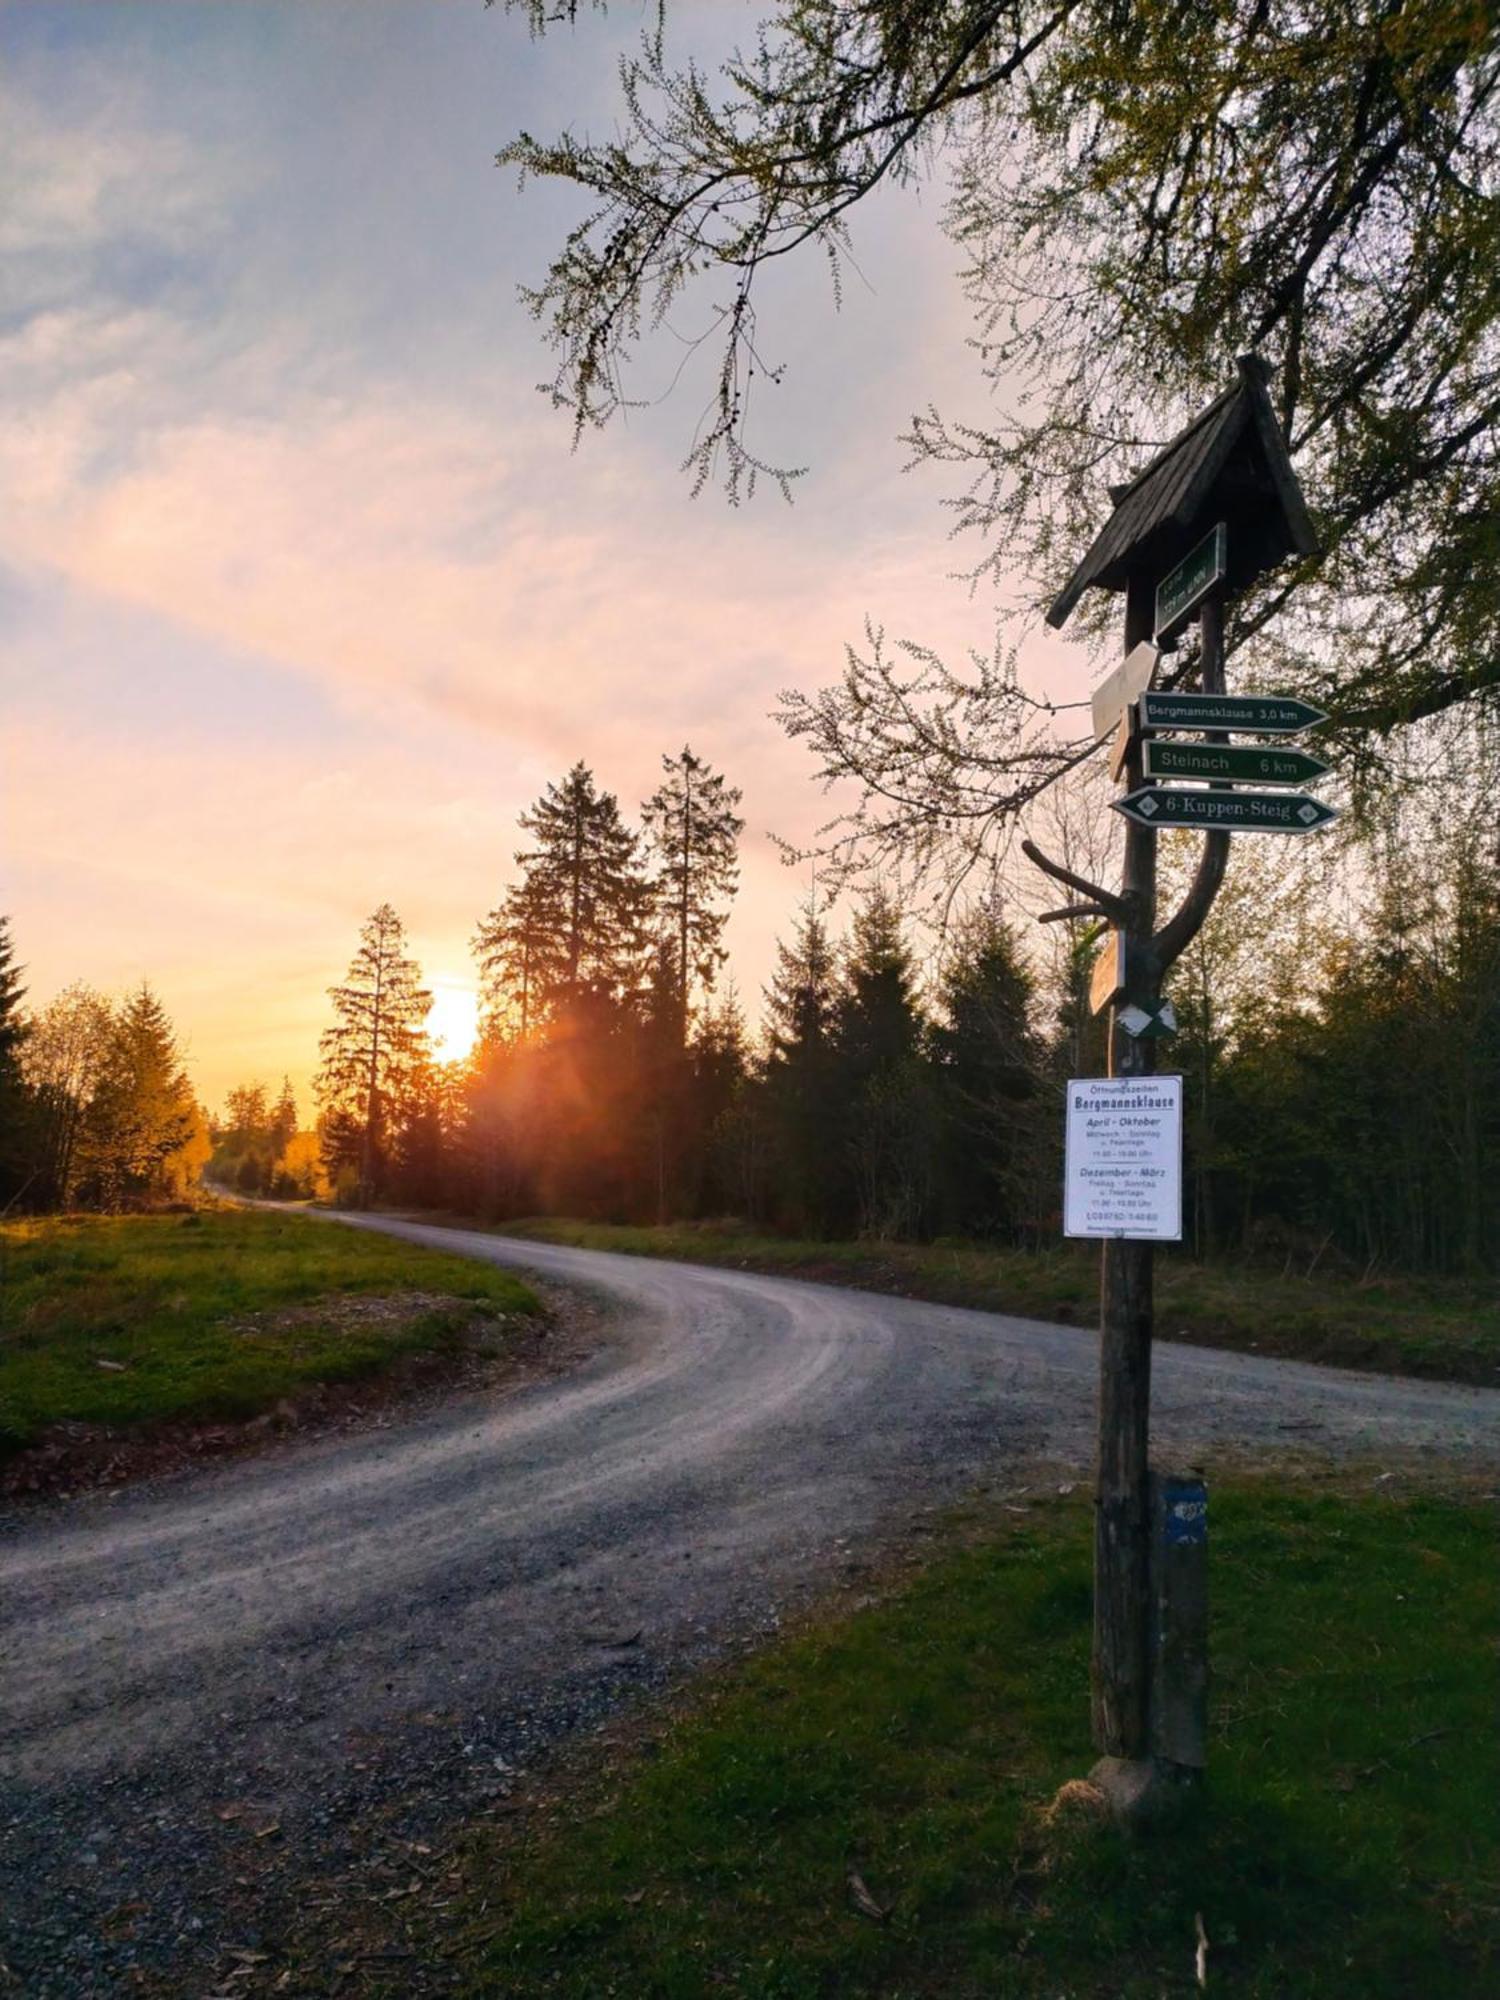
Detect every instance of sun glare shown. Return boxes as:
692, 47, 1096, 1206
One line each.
428, 981, 480, 1063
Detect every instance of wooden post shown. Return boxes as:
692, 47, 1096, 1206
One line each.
1093, 574, 1159, 1760
1035, 357, 1316, 1810
1150, 1473, 1209, 1769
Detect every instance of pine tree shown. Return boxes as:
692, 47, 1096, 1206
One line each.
316, 904, 432, 1205
932, 910, 1044, 1239
761, 900, 843, 1234
75, 985, 197, 1207
690, 985, 751, 1216
269, 1077, 298, 1163
0, 917, 25, 1075
832, 890, 934, 1239
641, 746, 744, 1040
0, 917, 32, 1206
515, 763, 651, 1018
473, 871, 565, 1041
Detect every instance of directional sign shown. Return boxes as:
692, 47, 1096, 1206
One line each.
1091, 640, 1159, 740
1142, 741, 1331, 786
1139, 690, 1327, 734
1155, 524, 1226, 644
1114, 787, 1339, 833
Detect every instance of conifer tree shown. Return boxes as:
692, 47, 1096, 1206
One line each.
269, 1077, 298, 1162
76, 985, 196, 1207
641, 746, 744, 1040
932, 910, 1044, 1239
473, 871, 564, 1041
317, 904, 432, 1205
506, 763, 650, 1021
0, 917, 31, 1205
833, 889, 934, 1239
762, 900, 843, 1234
0, 917, 25, 1075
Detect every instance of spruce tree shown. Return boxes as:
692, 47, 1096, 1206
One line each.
762, 900, 843, 1234
317, 904, 432, 1205
0, 917, 31, 1206
641, 746, 744, 1040
498, 763, 650, 1023
270, 1077, 298, 1159
473, 871, 565, 1041
932, 911, 1044, 1239
832, 890, 934, 1239
76, 985, 196, 1207
529, 761, 650, 1009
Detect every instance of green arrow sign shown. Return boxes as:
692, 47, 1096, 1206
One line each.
1139, 690, 1326, 733
1113, 787, 1339, 833
1142, 741, 1330, 786
1155, 523, 1226, 643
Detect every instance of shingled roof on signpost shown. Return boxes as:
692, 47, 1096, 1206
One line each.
1045, 354, 1317, 631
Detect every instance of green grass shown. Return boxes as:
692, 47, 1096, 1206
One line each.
0, 1208, 540, 1453
453, 1481, 1497, 1997
497, 1218, 1500, 1385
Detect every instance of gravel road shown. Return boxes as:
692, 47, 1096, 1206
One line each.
4, 1214, 1497, 1994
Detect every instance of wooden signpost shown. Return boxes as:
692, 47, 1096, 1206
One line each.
1030, 353, 1322, 1819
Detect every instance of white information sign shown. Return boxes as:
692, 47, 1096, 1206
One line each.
1064, 1076, 1183, 1241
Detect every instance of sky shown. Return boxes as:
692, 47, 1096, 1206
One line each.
2, 0, 1091, 1110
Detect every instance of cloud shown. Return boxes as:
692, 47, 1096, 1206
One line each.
2, 7, 1099, 1117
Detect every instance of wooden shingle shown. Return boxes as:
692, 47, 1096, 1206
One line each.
1046, 354, 1317, 630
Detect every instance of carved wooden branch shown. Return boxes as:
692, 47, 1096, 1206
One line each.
1021, 840, 1128, 926
1153, 828, 1230, 969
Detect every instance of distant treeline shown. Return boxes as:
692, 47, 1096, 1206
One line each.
0, 938, 209, 1213
294, 749, 1500, 1278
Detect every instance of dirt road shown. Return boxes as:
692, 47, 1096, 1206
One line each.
4, 1214, 1497, 1992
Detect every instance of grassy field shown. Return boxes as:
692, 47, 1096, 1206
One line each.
499, 1218, 1500, 1385
432, 1479, 1497, 1998
0, 1208, 539, 1454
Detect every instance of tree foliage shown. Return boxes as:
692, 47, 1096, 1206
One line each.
478, 763, 652, 1034
72, 986, 198, 1209
496, 0, 1500, 889
0, 917, 31, 1207
317, 904, 433, 1205
641, 745, 745, 1037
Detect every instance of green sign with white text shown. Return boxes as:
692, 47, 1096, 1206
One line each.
1114, 787, 1339, 832
1142, 741, 1330, 786
1138, 690, 1326, 733
1154, 524, 1226, 642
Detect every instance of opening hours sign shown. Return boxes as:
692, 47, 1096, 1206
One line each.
1065, 1077, 1184, 1241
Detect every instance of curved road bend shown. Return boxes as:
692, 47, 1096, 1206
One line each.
4, 1212, 1498, 1993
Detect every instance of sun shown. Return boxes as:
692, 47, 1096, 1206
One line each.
427, 980, 480, 1063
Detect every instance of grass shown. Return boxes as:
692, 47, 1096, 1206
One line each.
445, 1478, 1497, 1998
497, 1218, 1500, 1385
0, 1207, 540, 1454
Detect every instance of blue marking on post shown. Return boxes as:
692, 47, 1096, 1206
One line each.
1163, 1481, 1208, 1546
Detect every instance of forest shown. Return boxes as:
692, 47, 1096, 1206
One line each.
5, 728, 1496, 1279
212, 733, 1500, 1277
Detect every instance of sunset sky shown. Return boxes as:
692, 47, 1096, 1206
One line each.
4, 1, 1090, 1110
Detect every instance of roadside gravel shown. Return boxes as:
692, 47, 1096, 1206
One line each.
4, 1214, 1497, 1995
